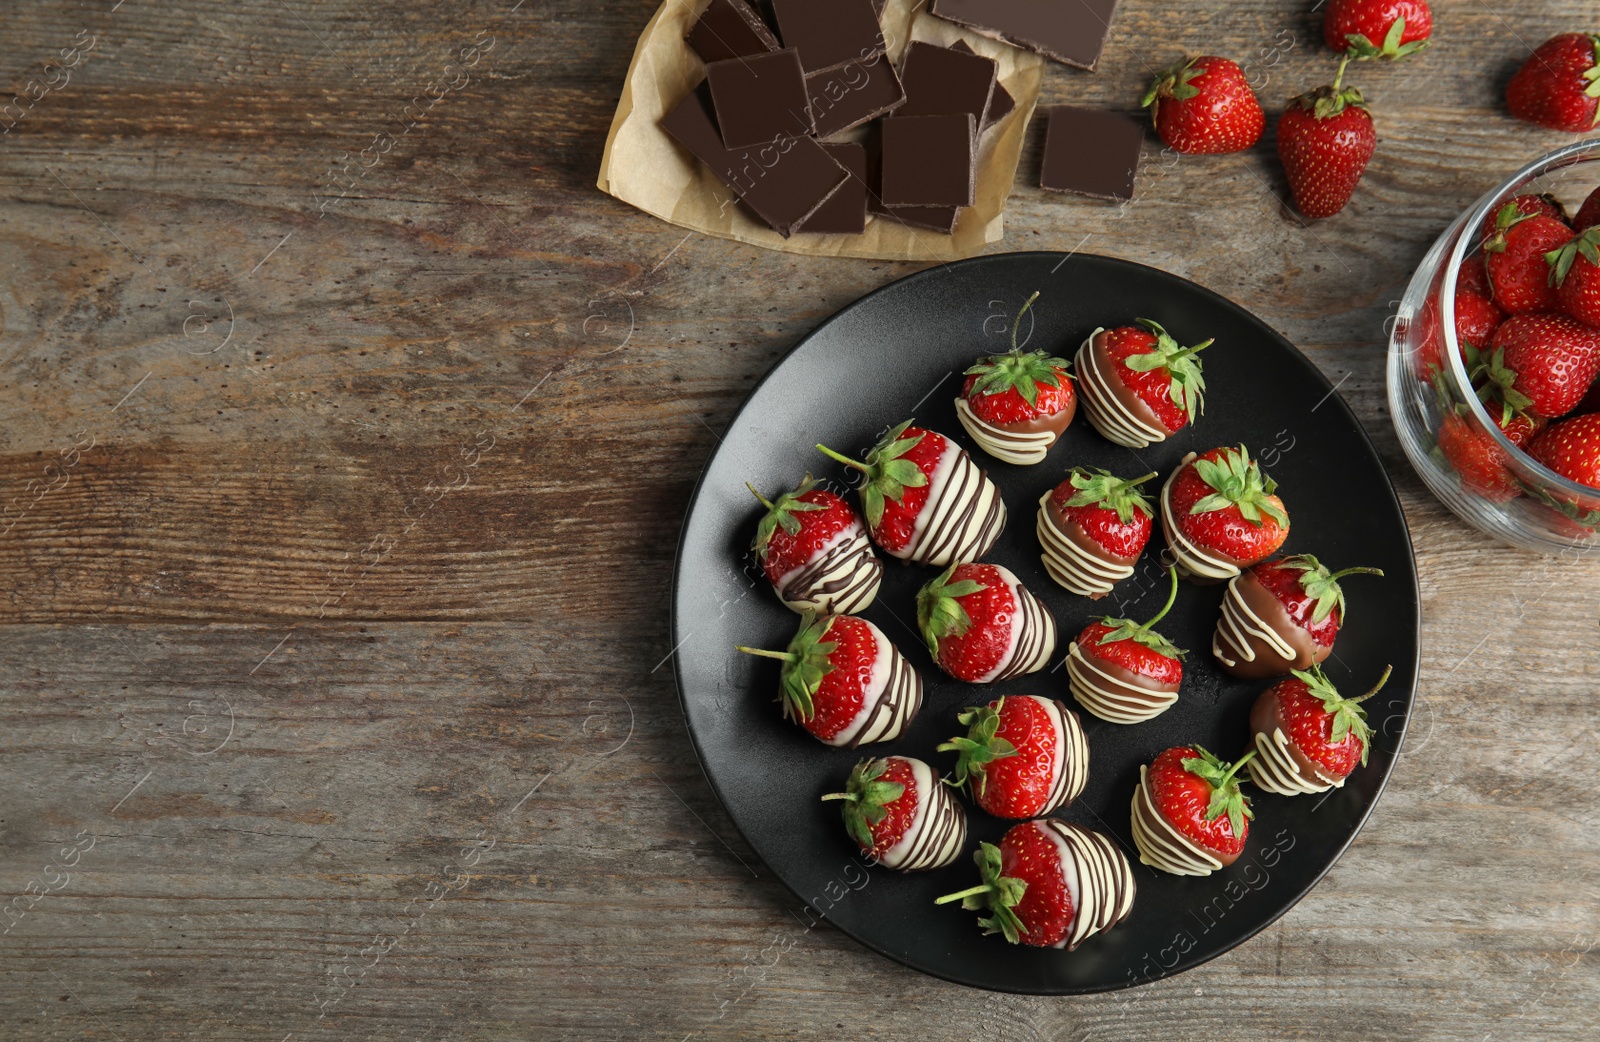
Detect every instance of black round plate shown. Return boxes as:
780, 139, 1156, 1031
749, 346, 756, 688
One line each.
671, 252, 1419, 994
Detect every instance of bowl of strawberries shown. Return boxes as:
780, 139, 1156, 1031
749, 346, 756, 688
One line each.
1389, 138, 1600, 553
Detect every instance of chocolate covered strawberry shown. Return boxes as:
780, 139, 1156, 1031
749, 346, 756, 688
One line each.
1075, 319, 1209, 448
1160, 445, 1290, 582
917, 563, 1057, 683
1130, 745, 1256, 877
1490, 312, 1600, 418
1506, 33, 1600, 133
955, 292, 1076, 466
1141, 55, 1264, 155
736, 613, 922, 747
1324, 0, 1432, 60
1213, 555, 1384, 679
936, 822, 1135, 950
1036, 467, 1156, 599
1484, 207, 1571, 314
749, 475, 881, 616
1249, 664, 1391, 795
939, 695, 1089, 819
817, 420, 1006, 567
1066, 566, 1185, 724
822, 755, 966, 872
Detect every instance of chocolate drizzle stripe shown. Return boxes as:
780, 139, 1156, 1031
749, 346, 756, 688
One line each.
1248, 727, 1337, 795
1065, 642, 1179, 724
776, 524, 882, 616
1212, 574, 1296, 669
979, 572, 1056, 682
953, 397, 1057, 465
904, 441, 1006, 567
881, 757, 966, 872
1035, 494, 1136, 597
1159, 454, 1244, 582
1074, 331, 1168, 449
832, 622, 923, 748
1129, 766, 1224, 876
1039, 820, 1136, 950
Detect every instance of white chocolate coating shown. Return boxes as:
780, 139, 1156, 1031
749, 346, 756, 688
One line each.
828, 621, 922, 748
954, 397, 1057, 466
879, 757, 967, 872
1159, 453, 1245, 582
896, 440, 1007, 567
774, 524, 882, 617
1075, 329, 1169, 449
1129, 765, 1226, 877
1065, 641, 1180, 724
1036, 490, 1136, 598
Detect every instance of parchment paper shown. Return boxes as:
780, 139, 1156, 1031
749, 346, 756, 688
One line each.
596, 0, 1044, 261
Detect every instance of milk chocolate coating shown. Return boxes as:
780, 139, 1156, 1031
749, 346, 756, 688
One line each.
1213, 570, 1329, 679
996, 395, 1077, 439
1087, 329, 1165, 432
1044, 495, 1135, 567
1250, 688, 1340, 787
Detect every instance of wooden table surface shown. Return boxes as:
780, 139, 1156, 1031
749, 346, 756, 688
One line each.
2, 1, 1597, 1039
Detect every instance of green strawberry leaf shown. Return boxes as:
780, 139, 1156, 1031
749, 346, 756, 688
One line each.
933, 842, 1028, 944
937, 700, 1020, 798
1187, 445, 1288, 528
821, 758, 906, 851
749, 475, 829, 556
1179, 745, 1256, 841
916, 565, 988, 657
1062, 467, 1157, 524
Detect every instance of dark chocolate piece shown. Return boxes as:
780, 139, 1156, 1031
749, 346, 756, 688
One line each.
864, 131, 961, 234
770, 0, 886, 75
797, 143, 868, 234
949, 40, 1015, 128
1040, 106, 1141, 202
896, 40, 996, 123
705, 48, 814, 148
660, 84, 850, 237
806, 54, 906, 138
686, 0, 781, 65
931, 0, 1121, 72
879, 113, 976, 207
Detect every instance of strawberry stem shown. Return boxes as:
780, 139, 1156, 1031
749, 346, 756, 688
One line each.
934, 884, 991, 905
1011, 291, 1041, 352
818, 791, 857, 803
1141, 567, 1180, 631
735, 646, 795, 663
1326, 566, 1384, 583
1216, 749, 1258, 789
1126, 471, 1160, 488
815, 443, 869, 473
1349, 664, 1393, 705
1332, 53, 1351, 92
745, 482, 776, 510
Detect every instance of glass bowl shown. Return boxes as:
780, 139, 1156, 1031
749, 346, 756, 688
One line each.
1388, 139, 1600, 555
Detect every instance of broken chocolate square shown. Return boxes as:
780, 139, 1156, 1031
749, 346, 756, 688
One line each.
931, 0, 1121, 72
797, 143, 868, 233
706, 48, 814, 148
686, 0, 781, 65
660, 84, 850, 236
770, 0, 886, 75
879, 113, 976, 207
896, 41, 996, 123
949, 40, 1015, 128
1039, 105, 1142, 202
805, 53, 906, 138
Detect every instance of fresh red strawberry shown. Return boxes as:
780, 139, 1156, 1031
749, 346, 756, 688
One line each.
1506, 33, 1600, 132
1144, 746, 1255, 859
1491, 312, 1600, 417
1323, 0, 1432, 60
1459, 254, 1493, 297
1248, 665, 1391, 794
1164, 445, 1290, 571
939, 695, 1087, 819
1277, 57, 1375, 220
1436, 410, 1525, 502
1484, 211, 1573, 314
1141, 55, 1264, 155
1095, 320, 1210, 434
736, 612, 920, 747
1215, 555, 1383, 679
1576, 186, 1600, 232
1476, 194, 1569, 246
917, 563, 1056, 683
1454, 286, 1506, 352
822, 756, 965, 871
1072, 566, 1185, 689
936, 822, 1134, 949
748, 474, 880, 615
1529, 412, 1600, 491
959, 291, 1075, 427
1049, 467, 1156, 560
1548, 227, 1600, 327
817, 420, 1004, 565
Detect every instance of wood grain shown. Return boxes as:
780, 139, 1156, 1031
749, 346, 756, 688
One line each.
1, 1, 1597, 1039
